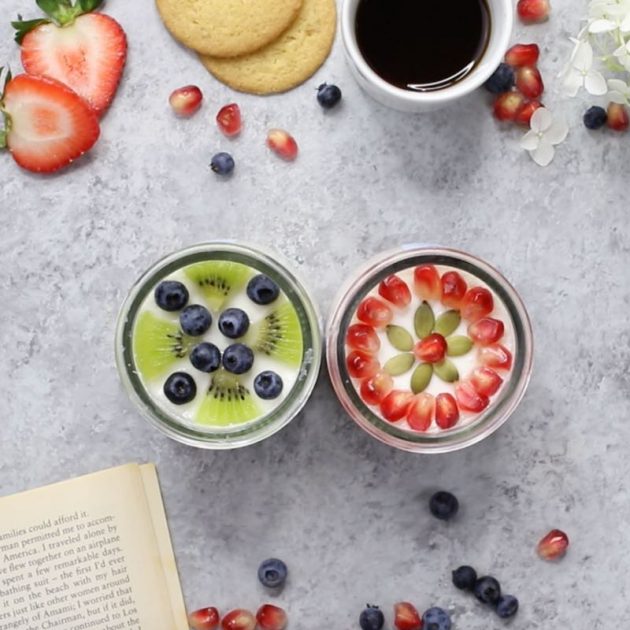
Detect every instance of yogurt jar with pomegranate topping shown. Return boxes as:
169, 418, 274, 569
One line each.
326, 246, 533, 453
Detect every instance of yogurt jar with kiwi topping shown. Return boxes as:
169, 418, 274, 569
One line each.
115, 242, 322, 449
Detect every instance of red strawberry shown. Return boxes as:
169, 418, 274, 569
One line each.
406, 393, 435, 432
360, 371, 394, 405
441, 271, 467, 308
217, 103, 242, 137
505, 43, 540, 67
256, 604, 287, 630
537, 529, 569, 560
189, 607, 220, 630
169, 85, 203, 117
1, 72, 100, 173
379, 274, 412, 307
414, 334, 447, 364
380, 390, 414, 422
493, 92, 526, 122
515, 66, 544, 99
468, 318, 505, 345
414, 265, 441, 300
435, 393, 460, 429
15, 4, 127, 116
461, 287, 494, 322
346, 323, 380, 354
479, 344, 513, 370
517, 0, 550, 22
455, 381, 490, 412
394, 602, 423, 630
347, 350, 380, 379
515, 100, 543, 126
267, 128, 298, 160
607, 102, 629, 131
221, 610, 256, 630
356, 297, 393, 328
471, 367, 503, 396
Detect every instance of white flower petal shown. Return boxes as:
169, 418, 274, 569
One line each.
562, 69, 584, 96
530, 107, 553, 133
585, 70, 609, 95
608, 78, 629, 93
520, 130, 541, 151
531, 139, 555, 167
589, 18, 617, 32
608, 90, 629, 104
621, 12, 630, 31
545, 118, 569, 145
573, 41, 594, 71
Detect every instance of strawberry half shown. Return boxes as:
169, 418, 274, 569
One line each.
189, 607, 220, 630
505, 43, 540, 67
394, 602, 422, 630
1, 71, 100, 173
517, 0, 551, 23
14, 1, 127, 116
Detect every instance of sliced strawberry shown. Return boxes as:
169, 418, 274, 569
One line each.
505, 43, 540, 67
414, 334, 447, 364
221, 610, 256, 630
493, 92, 526, 122
517, 0, 551, 23
435, 393, 460, 429
607, 102, 629, 131
441, 271, 467, 308
256, 604, 287, 630
461, 287, 494, 322
414, 264, 441, 300
217, 103, 242, 137
356, 297, 393, 328
515, 66, 544, 99
479, 344, 513, 370
379, 274, 412, 307
189, 607, 220, 630
537, 529, 569, 560
346, 323, 380, 354
394, 602, 422, 630
455, 381, 490, 412
360, 371, 394, 405
169, 85, 203, 117
515, 100, 543, 126
267, 128, 298, 160
1, 73, 100, 173
468, 318, 505, 345
346, 350, 380, 379
380, 390, 414, 422
471, 367, 503, 396
406, 393, 434, 432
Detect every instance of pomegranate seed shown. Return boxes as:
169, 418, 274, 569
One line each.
515, 100, 543, 126
394, 602, 422, 630
493, 92, 526, 122
380, 390, 414, 422
356, 297, 393, 328
406, 393, 435, 432
414, 333, 447, 364
256, 604, 288, 630
379, 274, 412, 307
221, 610, 256, 630
455, 381, 490, 412
346, 350, 380, 379
468, 317, 505, 345
461, 287, 494, 322
505, 43, 540, 67
516, 66, 544, 99
169, 85, 203, 117
413, 264, 441, 300
479, 344, 513, 370
517, 0, 550, 22
537, 529, 569, 560
607, 102, 629, 131
441, 271, 467, 308
360, 371, 394, 405
471, 366, 503, 396
266, 129, 298, 160
435, 393, 460, 429
216, 103, 242, 137
346, 323, 380, 354
188, 607, 220, 630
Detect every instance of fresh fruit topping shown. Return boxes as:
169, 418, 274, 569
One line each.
515, 100, 543, 126
188, 607, 220, 630
256, 604, 287, 630
422, 607, 451, 630
496, 594, 519, 618
267, 129, 298, 161
455, 381, 490, 412
360, 371, 394, 405
357, 297, 393, 328
410, 363, 433, 394
483, 63, 515, 93
479, 344, 513, 370
317, 83, 342, 109
386, 325, 414, 352
0, 73, 100, 173
414, 265, 441, 300
434, 309, 461, 337
154, 280, 189, 311
607, 102, 629, 131
221, 609, 256, 630
394, 602, 422, 630
414, 301, 435, 339
218, 308, 250, 339
347, 350, 380, 379
440, 271, 467, 308
222, 343, 254, 374
169, 85, 202, 117
515, 66, 544, 99
461, 287, 494, 322
517, 0, 551, 23
216, 103, 242, 137
379, 274, 412, 307
247, 274, 280, 305
435, 393, 459, 429
406, 393, 434, 432
429, 491, 459, 520
433, 359, 459, 383
505, 43, 540, 67
254, 371, 284, 400
163, 372, 197, 405
380, 390, 414, 422
184, 261, 252, 311
347, 323, 381, 354
414, 334, 447, 364
445, 336, 473, 357
583, 105, 607, 130
383, 353, 415, 376
258, 558, 288, 589
452, 565, 478, 591
190, 343, 222, 373
474, 576, 501, 604
359, 605, 385, 630
211, 152, 235, 176
471, 367, 503, 396
246, 302, 303, 366
537, 529, 569, 560
196, 370, 260, 426
180, 304, 213, 336
493, 91, 526, 122
468, 318, 505, 345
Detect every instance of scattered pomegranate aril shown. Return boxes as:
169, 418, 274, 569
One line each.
360, 371, 394, 406
357, 297, 393, 328
414, 333, 447, 364
607, 102, 629, 131
406, 393, 435, 432
537, 529, 569, 560
394, 601, 423, 630
379, 274, 412, 307
461, 287, 494, 322
505, 43, 540, 67
441, 271, 467, 308
515, 100, 543, 126
346, 350, 380, 379
455, 381, 490, 412
493, 92, 526, 122
346, 323, 380, 354
188, 607, 220, 630
221, 610, 256, 630
414, 264, 441, 300
517, 0, 551, 23
380, 390, 414, 422
468, 317, 505, 345
479, 344, 513, 370
169, 85, 203, 117
256, 604, 288, 630
516, 66, 544, 99
216, 103, 242, 137
471, 366, 503, 396
435, 393, 460, 429
267, 129, 298, 160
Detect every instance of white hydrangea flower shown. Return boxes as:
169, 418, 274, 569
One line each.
521, 108, 569, 167
613, 41, 630, 71
562, 40, 608, 96
608, 78, 630, 103
588, 0, 630, 31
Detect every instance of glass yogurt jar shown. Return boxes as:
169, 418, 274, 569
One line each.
327, 246, 533, 453
116, 242, 322, 449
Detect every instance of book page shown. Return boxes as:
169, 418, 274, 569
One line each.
0, 464, 188, 630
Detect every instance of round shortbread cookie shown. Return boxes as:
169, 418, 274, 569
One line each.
155, 0, 303, 58
199, 0, 336, 94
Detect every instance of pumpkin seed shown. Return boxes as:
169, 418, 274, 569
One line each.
410, 363, 433, 393
383, 353, 415, 376
446, 335, 473, 356
414, 301, 435, 339
434, 359, 459, 383
386, 325, 414, 352
435, 309, 461, 336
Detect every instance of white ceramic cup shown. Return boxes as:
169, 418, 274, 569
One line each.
341, 0, 514, 112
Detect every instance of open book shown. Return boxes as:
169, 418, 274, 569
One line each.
0, 464, 188, 630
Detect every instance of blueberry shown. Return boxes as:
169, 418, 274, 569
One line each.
317, 83, 342, 109
218, 308, 250, 339
496, 594, 519, 619
254, 371, 283, 400
422, 607, 451, 630
452, 565, 477, 591
583, 105, 607, 130
190, 343, 221, 373
163, 372, 196, 404
484, 63, 515, 93
210, 152, 235, 176
359, 605, 384, 630
154, 280, 189, 312
429, 491, 459, 520
258, 558, 288, 589
247, 274, 280, 305
222, 343, 254, 374
474, 576, 502, 605
180, 304, 212, 336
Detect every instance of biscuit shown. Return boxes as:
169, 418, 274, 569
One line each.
156, 0, 303, 57
199, 0, 336, 95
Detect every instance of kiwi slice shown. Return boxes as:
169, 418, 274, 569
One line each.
195, 370, 261, 427
246, 301, 303, 366
133, 311, 190, 380
184, 261, 253, 311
